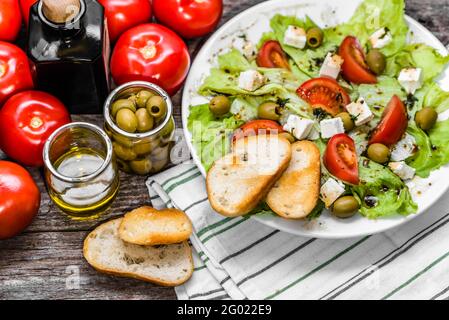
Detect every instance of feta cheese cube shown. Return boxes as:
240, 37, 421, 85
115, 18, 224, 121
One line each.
284, 25, 307, 49
369, 28, 393, 49
242, 41, 257, 61
319, 53, 344, 79
391, 133, 417, 161
320, 178, 346, 207
398, 68, 423, 94
238, 70, 266, 92
345, 97, 374, 126
388, 161, 416, 180
307, 126, 320, 140
283, 114, 314, 140
320, 118, 345, 139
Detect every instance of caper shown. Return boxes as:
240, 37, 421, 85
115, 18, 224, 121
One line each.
135, 108, 154, 132
367, 143, 390, 164
146, 95, 167, 119
336, 112, 355, 132
116, 108, 138, 133
129, 157, 153, 175
136, 90, 154, 109
366, 49, 386, 75
331, 196, 360, 219
111, 99, 136, 117
258, 102, 280, 120
306, 27, 324, 48
113, 142, 137, 161
278, 132, 295, 143
415, 107, 438, 131
209, 95, 231, 116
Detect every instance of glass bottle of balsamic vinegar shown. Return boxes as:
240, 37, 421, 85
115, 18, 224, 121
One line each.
26, 0, 110, 114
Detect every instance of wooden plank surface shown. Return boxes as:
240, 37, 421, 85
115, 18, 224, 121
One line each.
1, 0, 448, 300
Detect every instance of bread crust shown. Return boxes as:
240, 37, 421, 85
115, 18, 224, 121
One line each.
83, 218, 193, 287
206, 135, 291, 217
118, 206, 193, 246
266, 140, 321, 219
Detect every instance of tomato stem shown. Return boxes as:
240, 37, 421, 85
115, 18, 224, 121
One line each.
0, 62, 6, 78
139, 44, 157, 60
30, 116, 44, 129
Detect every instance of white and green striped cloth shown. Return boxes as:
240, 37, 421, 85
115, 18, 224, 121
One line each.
147, 161, 449, 300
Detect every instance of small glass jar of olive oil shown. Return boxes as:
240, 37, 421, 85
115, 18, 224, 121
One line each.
43, 122, 120, 220
104, 81, 175, 175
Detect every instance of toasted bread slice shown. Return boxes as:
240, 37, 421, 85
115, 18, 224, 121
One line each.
83, 218, 193, 286
207, 134, 291, 217
266, 140, 320, 219
118, 206, 192, 246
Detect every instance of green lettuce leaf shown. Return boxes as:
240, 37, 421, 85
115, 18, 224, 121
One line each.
187, 104, 243, 171
351, 157, 417, 218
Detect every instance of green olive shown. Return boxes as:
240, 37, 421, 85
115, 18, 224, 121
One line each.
113, 142, 137, 161
159, 118, 175, 140
415, 107, 438, 131
366, 49, 386, 75
146, 96, 167, 119
209, 95, 231, 116
112, 133, 134, 148
111, 99, 136, 117
136, 90, 154, 109
127, 94, 138, 105
278, 132, 295, 143
133, 139, 159, 155
150, 157, 169, 173
306, 27, 323, 48
336, 112, 355, 132
116, 108, 138, 133
129, 157, 153, 175
367, 143, 390, 164
258, 102, 280, 120
135, 108, 154, 132
116, 158, 131, 173
331, 196, 360, 219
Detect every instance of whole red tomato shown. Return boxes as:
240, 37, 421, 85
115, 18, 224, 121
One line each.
0, 0, 22, 42
111, 24, 190, 96
20, 0, 37, 26
98, 0, 152, 42
0, 42, 34, 106
0, 91, 71, 167
0, 161, 40, 240
153, 0, 222, 39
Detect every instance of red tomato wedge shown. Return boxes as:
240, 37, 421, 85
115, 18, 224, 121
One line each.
324, 133, 359, 185
256, 41, 290, 70
369, 95, 408, 146
296, 77, 351, 116
339, 36, 377, 84
232, 120, 284, 142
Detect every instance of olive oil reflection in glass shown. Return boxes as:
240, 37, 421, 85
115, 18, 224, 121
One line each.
48, 147, 119, 219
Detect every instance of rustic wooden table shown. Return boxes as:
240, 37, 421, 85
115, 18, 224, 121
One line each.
1, 0, 448, 300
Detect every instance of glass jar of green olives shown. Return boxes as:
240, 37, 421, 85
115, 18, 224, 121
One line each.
104, 81, 175, 175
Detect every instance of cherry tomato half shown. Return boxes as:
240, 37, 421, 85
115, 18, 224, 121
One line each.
296, 77, 351, 116
0, 42, 34, 106
369, 95, 408, 146
324, 133, 359, 185
256, 41, 290, 69
0, 160, 40, 239
152, 0, 223, 39
0, 91, 71, 167
98, 0, 152, 42
0, 0, 22, 42
111, 24, 191, 96
232, 120, 284, 142
20, 0, 37, 26
339, 36, 377, 84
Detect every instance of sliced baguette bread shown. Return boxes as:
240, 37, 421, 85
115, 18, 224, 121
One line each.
207, 134, 291, 217
266, 140, 321, 219
83, 218, 193, 286
118, 206, 192, 246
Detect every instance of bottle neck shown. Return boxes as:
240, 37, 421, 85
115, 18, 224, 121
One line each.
38, 0, 86, 37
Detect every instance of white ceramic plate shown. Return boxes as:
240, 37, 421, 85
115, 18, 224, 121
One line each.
182, 0, 449, 239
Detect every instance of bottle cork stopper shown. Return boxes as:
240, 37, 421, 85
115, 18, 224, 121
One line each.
42, 0, 81, 24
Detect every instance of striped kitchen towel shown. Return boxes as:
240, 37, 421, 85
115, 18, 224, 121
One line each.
147, 161, 449, 300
